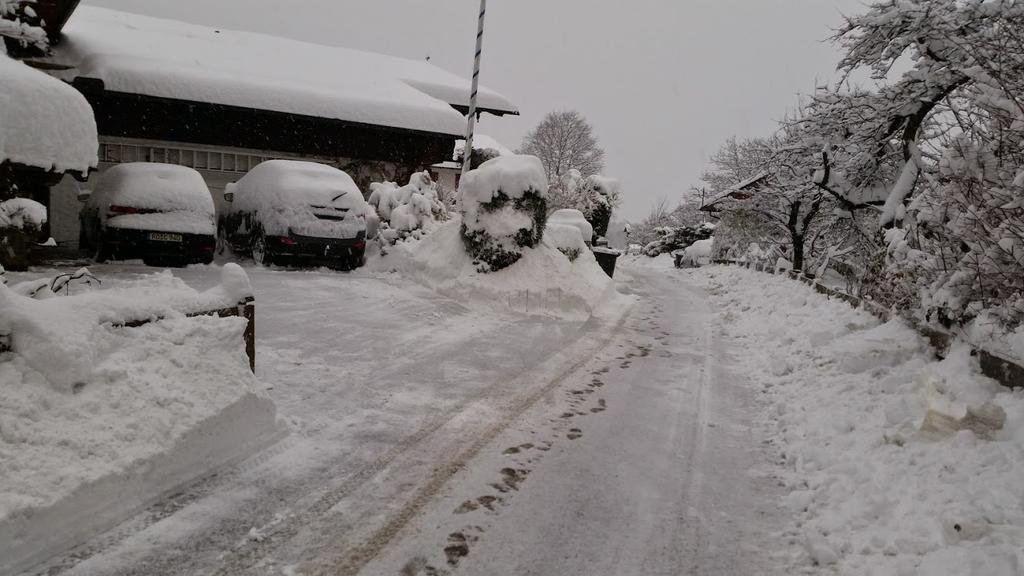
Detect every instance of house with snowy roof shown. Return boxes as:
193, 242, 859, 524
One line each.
26, 4, 517, 247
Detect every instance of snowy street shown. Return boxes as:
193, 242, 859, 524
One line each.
8, 255, 1024, 576
4, 2, 1024, 574
11, 259, 785, 576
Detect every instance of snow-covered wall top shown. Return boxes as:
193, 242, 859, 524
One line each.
49, 7, 518, 137
0, 55, 97, 175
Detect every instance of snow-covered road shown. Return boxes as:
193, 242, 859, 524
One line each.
11, 253, 1024, 576
359, 262, 785, 575
14, 259, 784, 576
8, 260, 624, 576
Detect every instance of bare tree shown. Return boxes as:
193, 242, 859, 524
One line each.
518, 111, 605, 180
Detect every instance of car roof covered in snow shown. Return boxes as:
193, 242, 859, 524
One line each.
0, 55, 97, 176
231, 160, 364, 209
47, 7, 518, 137
92, 163, 213, 213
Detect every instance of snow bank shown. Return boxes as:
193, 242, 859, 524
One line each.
965, 311, 1024, 366
0, 265, 253, 393
229, 160, 372, 239
48, 7, 516, 137
0, 54, 97, 175
544, 223, 588, 262
694, 266, 1024, 575
0, 265, 277, 574
368, 218, 615, 321
89, 163, 215, 235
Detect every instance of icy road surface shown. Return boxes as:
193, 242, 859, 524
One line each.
17, 258, 783, 576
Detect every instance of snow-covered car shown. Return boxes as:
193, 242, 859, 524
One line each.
79, 163, 216, 266
219, 160, 373, 269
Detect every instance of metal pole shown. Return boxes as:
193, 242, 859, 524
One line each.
460, 0, 487, 188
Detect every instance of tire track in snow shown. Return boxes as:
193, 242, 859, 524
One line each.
169, 306, 632, 576
678, 294, 716, 575
312, 309, 632, 576
36, 305, 544, 576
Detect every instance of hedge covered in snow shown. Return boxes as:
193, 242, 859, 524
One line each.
459, 155, 548, 272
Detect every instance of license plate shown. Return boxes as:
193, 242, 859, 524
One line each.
149, 232, 183, 242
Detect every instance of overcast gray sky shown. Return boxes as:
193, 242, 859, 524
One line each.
87, 0, 866, 221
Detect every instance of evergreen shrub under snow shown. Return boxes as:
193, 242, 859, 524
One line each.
459, 155, 548, 272
368, 171, 448, 244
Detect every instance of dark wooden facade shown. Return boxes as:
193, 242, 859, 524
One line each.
73, 79, 456, 169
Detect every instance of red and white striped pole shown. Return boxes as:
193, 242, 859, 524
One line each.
460, 0, 487, 186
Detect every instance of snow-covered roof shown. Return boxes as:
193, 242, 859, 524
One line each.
0, 54, 97, 176
453, 134, 515, 160
702, 170, 770, 210
47, 7, 518, 137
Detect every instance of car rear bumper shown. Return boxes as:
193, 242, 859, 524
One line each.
267, 232, 366, 263
104, 227, 216, 262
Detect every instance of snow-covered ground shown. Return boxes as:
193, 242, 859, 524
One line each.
0, 265, 278, 574
2, 256, 630, 575
695, 265, 1024, 576
5, 255, 1021, 575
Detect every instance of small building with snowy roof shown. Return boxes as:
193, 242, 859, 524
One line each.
27, 5, 517, 247
699, 171, 770, 214
430, 133, 515, 193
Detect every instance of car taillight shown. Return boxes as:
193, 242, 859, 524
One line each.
354, 240, 366, 250
108, 205, 140, 215
278, 236, 298, 246
201, 244, 215, 252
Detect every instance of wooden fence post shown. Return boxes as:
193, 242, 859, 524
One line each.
242, 298, 255, 373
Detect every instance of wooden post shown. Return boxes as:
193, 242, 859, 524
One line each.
241, 298, 256, 373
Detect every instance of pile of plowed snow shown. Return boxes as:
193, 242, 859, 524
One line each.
366, 218, 617, 320
0, 265, 279, 574
694, 265, 1024, 576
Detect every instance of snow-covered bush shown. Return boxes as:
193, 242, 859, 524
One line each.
886, 137, 1024, 328
581, 175, 618, 239
0, 197, 45, 271
547, 169, 620, 240
0, 197, 45, 231
368, 171, 448, 244
642, 222, 715, 257
459, 155, 548, 272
